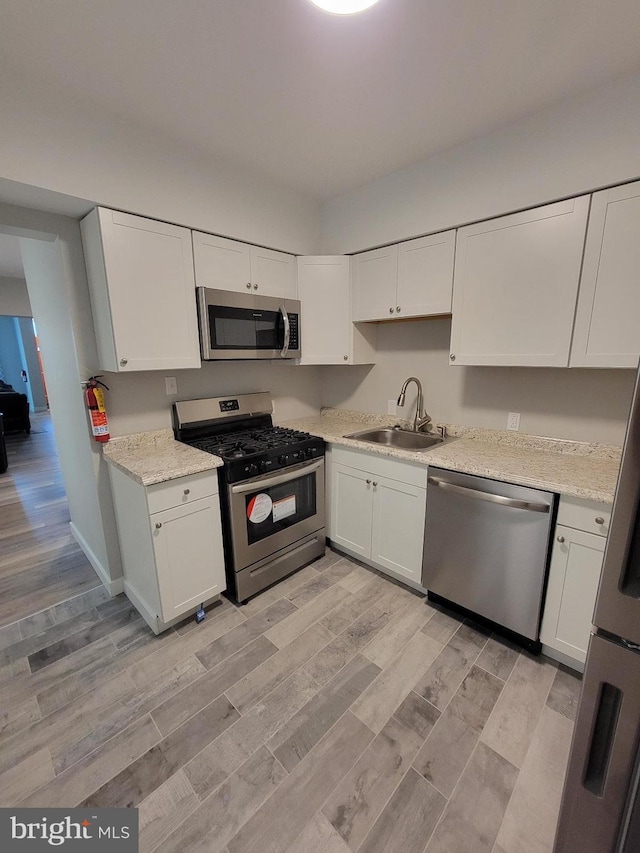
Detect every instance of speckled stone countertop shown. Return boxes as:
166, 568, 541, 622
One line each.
278, 408, 622, 504
102, 429, 223, 486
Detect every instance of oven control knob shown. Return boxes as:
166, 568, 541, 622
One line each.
278, 454, 288, 465
305, 447, 315, 458
245, 463, 259, 476
259, 459, 271, 473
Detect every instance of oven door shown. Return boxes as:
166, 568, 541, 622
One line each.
227, 458, 325, 572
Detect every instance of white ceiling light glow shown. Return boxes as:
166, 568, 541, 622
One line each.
308, 0, 380, 15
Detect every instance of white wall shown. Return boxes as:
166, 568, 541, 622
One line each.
0, 203, 123, 590
318, 72, 640, 445
322, 72, 640, 252
0, 71, 321, 255
0, 276, 31, 316
320, 319, 636, 446
103, 362, 322, 437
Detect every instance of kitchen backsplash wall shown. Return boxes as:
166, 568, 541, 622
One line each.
319, 318, 635, 446
104, 362, 323, 437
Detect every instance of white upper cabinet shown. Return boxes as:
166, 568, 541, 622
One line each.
191, 233, 252, 293
396, 232, 456, 318
81, 208, 200, 372
352, 231, 455, 322
297, 256, 376, 365
250, 245, 297, 299
449, 197, 590, 367
571, 181, 640, 368
352, 244, 398, 321
192, 231, 297, 299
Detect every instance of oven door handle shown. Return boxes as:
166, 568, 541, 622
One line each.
230, 458, 324, 494
279, 305, 290, 358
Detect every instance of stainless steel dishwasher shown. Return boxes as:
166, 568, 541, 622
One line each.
422, 467, 556, 652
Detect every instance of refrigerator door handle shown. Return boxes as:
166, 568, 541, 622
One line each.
554, 633, 640, 853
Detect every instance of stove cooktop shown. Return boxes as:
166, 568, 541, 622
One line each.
183, 424, 325, 484
188, 426, 315, 460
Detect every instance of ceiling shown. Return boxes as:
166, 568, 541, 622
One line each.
1, 0, 640, 201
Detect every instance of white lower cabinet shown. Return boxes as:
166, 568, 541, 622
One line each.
108, 467, 226, 634
328, 446, 427, 585
540, 496, 611, 669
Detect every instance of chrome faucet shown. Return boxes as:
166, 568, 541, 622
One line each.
397, 377, 432, 432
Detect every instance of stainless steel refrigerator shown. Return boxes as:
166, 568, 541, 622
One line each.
554, 366, 640, 853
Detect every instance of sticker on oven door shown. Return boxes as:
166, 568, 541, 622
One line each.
272, 495, 296, 522
247, 493, 273, 523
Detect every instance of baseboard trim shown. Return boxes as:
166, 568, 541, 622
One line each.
69, 522, 124, 597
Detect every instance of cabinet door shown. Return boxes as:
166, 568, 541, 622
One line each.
397, 231, 455, 318
450, 197, 589, 366
152, 496, 226, 624
192, 232, 252, 293
540, 525, 605, 665
82, 208, 200, 371
352, 245, 399, 322
330, 463, 373, 558
371, 477, 426, 584
297, 256, 351, 364
250, 246, 297, 299
571, 181, 640, 368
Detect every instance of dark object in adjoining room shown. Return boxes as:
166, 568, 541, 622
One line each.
0, 383, 31, 434
0, 414, 8, 474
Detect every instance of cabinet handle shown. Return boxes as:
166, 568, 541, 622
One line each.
396, 306, 401, 313
373, 481, 378, 487
595, 516, 605, 525
246, 282, 252, 289
253, 283, 259, 290
450, 354, 456, 361
343, 355, 348, 361
366, 479, 371, 485
183, 488, 190, 495
120, 358, 128, 366
155, 522, 162, 530
389, 307, 394, 314
557, 535, 565, 543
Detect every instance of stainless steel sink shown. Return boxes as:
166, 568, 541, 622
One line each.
344, 427, 445, 451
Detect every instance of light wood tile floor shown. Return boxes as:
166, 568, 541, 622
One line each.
0, 412, 101, 629
0, 417, 581, 850
0, 543, 581, 852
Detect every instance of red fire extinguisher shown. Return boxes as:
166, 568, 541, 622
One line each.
85, 376, 110, 443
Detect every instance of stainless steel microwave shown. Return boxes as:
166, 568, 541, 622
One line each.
196, 287, 301, 361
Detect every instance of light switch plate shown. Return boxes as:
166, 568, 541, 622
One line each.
387, 399, 397, 415
507, 411, 520, 431
165, 376, 178, 396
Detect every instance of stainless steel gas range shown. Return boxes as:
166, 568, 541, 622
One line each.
173, 392, 325, 603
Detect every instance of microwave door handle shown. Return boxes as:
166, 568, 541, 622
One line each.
279, 305, 290, 358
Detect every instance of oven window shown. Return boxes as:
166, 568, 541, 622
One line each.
208, 305, 284, 350
244, 471, 317, 545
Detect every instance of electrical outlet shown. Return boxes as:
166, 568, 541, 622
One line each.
165, 376, 178, 396
507, 411, 521, 431
387, 399, 397, 415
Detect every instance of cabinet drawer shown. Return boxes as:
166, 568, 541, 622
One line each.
557, 495, 611, 537
147, 471, 219, 514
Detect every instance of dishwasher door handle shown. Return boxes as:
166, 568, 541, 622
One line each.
427, 476, 551, 513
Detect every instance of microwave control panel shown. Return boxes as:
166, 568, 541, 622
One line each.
288, 314, 299, 350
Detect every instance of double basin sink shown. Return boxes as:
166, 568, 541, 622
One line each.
344, 427, 446, 452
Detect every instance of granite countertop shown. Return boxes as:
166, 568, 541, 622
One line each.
279, 408, 622, 505
102, 429, 223, 486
